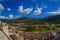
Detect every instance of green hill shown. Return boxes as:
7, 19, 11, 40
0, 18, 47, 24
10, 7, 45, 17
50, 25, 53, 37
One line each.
43, 15, 60, 24
1, 15, 60, 25
0, 17, 43, 25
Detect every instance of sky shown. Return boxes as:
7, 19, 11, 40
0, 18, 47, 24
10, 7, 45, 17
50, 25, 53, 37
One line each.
0, 0, 60, 19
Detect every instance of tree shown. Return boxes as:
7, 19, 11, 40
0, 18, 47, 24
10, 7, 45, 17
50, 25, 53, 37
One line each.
27, 26, 35, 32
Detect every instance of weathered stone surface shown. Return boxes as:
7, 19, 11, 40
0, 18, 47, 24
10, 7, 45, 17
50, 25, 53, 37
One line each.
0, 31, 9, 40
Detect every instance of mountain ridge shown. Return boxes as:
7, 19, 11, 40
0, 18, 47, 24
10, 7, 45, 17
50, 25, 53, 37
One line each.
0, 15, 60, 24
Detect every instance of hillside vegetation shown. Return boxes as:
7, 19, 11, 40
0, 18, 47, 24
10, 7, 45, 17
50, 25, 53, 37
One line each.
0, 15, 60, 32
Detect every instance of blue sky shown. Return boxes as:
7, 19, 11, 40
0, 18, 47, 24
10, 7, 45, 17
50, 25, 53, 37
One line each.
0, 0, 60, 19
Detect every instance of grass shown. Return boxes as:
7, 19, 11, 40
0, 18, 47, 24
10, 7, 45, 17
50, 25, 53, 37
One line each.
25, 24, 60, 32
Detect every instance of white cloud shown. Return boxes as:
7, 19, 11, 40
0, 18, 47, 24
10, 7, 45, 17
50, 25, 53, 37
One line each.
18, 6, 24, 13
48, 8, 60, 15
0, 4, 5, 11
0, 16, 8, 19
8, 14, 14, 19
33, 8, 42, 15
18, 6, 33, 14
7, 8, 11, 11
0, 4, 5, 14
24, 8, 33, 14
0, 14, 14, 19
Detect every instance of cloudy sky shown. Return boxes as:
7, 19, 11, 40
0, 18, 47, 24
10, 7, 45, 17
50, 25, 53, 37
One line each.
0, 0, 60, 19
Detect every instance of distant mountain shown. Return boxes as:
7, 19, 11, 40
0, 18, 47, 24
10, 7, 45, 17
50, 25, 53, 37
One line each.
1, 15, 60, 25
43, 15, 60, 24
0, 17, 43, 25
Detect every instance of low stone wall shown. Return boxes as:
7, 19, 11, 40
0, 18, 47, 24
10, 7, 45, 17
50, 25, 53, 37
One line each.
19, 32, 53, 40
